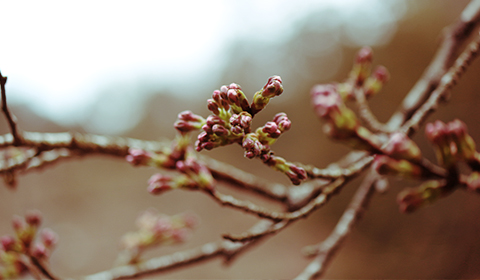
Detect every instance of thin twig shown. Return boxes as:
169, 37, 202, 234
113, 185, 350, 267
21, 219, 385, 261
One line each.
401, 32, 480, 135
0, 72, 22, 145
295, 172, 377, 280
29, 256, 59, 280
85, 220, 275, 280
354, 88, 392, 133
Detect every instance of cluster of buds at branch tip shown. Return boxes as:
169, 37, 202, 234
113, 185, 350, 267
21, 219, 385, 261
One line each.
120, 209, 198, 264
147, 158, 214, 194
336, 47, 389, 100
397, 180, 450, 213
425, 119, 479, 169
250, 76, 283, 116
0, 211, 58, 279
174, 110, 206, 134
311, 84, 359, 139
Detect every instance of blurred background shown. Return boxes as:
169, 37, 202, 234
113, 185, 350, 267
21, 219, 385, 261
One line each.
1, 0, 480, 278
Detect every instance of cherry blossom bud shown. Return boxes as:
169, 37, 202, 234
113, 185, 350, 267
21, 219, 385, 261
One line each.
285, 163, 307, 185
397, 180, 448, 213
261, 76, 283, 98
126, 148, 153, 166
351, 47, 373, 85
464, 172, 480, 192
448, 119, 476, 161
212, 124, 229, 136
273, 112, 291, 132
147, 174, 174, 194
207, 99, 220, 115
31, 243, 47, 259
242, 134, 265, 159
262, 122, 281, 138
383, 132, 422, 161
251, 76, 284, 115
12, 216, 25, 233
40, 228, 59, 249
25, 210, 42, 228
373, 155, 423, 178
311, 84, 359, 138
0, 235, 16, 252
364, 65, 389, 97
174, 110, 205, 134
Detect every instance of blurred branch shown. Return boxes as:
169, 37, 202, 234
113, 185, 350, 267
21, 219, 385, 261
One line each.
388, 0, 480, 128
295, 172, 377, 280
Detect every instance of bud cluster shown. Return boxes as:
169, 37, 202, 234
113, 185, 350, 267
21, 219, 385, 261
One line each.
121, 209, 197, 263
0, 211, 58, 279
338, 47, 390, 100
147, 157, 214, 194
425, 119, 479, 169
195, 76, 283, 152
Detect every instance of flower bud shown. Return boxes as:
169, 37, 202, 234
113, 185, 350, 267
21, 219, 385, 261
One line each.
311, 84, 359, 138
40, 228, 58, 248
373, 155, 423, 178
126, 148, 153, 166
0, 235, 16, 252
383, 132, 422, 161
147, 174, 174, 195
251, 76, 284, 115
25, 210, 42, 228
273, 112, 291, 132
364, 65, 389, 97
207, 99, 220, 115
351, 46, 373, 86
31, 243, 48, 259
397, 180, 448, 213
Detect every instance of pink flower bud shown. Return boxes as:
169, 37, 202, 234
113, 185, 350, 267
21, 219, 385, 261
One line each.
262, 75, 283, 98
207, 99, 220, 115
373, 65, 389, 83
262, 122, 280, 138
25, 210, 42, 227
1, 235, 16, 251
40, 228, 58, 248
171, 228, 188, 243
286, 164, 307, 185
212, 90, 222, 103
425, 120, 449, 144
147, 174, 174, 195
220, 85, 228, 94
228, 83, 241, 89
311, 84, 342, 118
273, 112, 291, 131
126, 148, 153, 166
397, 180, 447, 213
383, 132, 422, 161
356, 46, 373, 64
31, 243, 48, 259
212, 124, 229, 136
12, 215, 25, 233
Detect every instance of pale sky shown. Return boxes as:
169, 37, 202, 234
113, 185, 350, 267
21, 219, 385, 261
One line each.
0, 0, 405, 134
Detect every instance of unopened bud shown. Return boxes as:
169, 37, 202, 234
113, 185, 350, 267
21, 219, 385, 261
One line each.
126, 148, 153, 166
25, 210, 42, 227
147, 174, 174, 195
383, 132, 422, 161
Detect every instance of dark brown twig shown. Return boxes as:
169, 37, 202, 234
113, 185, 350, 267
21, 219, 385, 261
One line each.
0, 72, 22, 145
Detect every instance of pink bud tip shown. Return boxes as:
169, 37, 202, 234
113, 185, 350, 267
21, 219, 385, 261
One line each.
356, 46, 373, 64
25, 210, 42, 227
